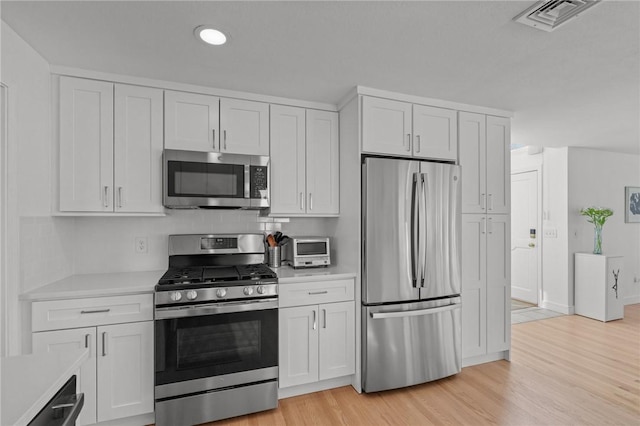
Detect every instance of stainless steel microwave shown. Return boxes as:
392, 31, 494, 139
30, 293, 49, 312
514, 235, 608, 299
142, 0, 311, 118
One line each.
283, 237, 331, 268
163, 149, 269, 209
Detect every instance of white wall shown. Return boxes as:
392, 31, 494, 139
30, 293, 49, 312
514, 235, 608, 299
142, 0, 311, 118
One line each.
1, 21, 77, 353
541, 148, 572, 312
568, 148, 640, 305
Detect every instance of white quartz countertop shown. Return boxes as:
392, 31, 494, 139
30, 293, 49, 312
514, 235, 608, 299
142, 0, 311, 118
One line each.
20, 270, 164, 301
273, 265, 356, 283
1, 349, 89, 426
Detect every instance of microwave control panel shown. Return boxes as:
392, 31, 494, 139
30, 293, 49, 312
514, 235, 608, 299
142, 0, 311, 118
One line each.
250, 166, 268, 199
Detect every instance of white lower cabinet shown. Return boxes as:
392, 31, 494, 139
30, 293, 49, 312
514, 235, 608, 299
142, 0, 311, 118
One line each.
278, 279, 355, 390
461, 214, 510, 362
32, 295, 154, 425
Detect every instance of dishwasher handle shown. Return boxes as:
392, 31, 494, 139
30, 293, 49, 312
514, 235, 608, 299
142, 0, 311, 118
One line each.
370, 303, 459, 320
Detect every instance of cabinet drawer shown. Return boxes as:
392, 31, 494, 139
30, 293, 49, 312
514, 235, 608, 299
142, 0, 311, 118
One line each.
33, 294, 153, 332
279, 279, 354, 308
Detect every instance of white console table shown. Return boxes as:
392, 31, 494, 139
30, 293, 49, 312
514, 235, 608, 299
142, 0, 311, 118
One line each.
574, 253, 624, 322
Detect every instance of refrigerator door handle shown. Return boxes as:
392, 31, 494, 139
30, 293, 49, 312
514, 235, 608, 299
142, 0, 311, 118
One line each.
370, 303, 459, 319
419, 173, 428, 287
410, 173, 419, 286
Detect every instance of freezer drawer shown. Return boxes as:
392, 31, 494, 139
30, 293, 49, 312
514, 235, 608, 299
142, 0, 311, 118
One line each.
362, 298, 461, 392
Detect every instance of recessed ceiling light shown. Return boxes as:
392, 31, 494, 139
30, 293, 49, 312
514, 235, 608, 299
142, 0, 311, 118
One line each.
194, 25, 227, 46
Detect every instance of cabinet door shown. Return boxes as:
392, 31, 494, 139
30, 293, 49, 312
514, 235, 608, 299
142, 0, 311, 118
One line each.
461, 214, 487, 359
306, 110, 339, 215
458, 112, 486, 214
164, 90, 219, 152
96, 321, 153, 422
269, 105, 306, 215
114, 84, 163, 213
33, 328, 98, 426
362, 96, 412, 156
279, 306, 319, 388
220, 98, 269, 155
412, 105, 457, 161
59, 76, 114, 212
486, 215, 510, 353
319, 301, 354, 380
486, 116, 510, 214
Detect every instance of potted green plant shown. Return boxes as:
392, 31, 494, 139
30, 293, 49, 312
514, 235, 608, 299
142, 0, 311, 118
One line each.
580, 207, 614, 254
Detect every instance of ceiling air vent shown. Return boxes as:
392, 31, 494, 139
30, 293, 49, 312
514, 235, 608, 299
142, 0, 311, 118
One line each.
513, 0, 602, 32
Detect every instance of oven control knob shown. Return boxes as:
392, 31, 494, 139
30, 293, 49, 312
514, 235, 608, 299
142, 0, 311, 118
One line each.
257, 285, 266, 294
186, 290, 198, 300
216, 288, 227, 298
243, 287, 254, 296
170, 291, 182, 302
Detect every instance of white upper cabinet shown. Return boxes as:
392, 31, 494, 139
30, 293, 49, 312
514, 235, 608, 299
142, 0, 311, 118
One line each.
114, 84, 163, 213
362, 96, 412, 156
362, 96, 457, 161
412, 104, 457, 161
459, 112, 510, 214
486, 116, 510, 214
305, 109, 339, 215
164, 90, 219, 152
60, 77, 114, 212
270, 105, 306, 215
270, 106, 339, 216
220, 98, 269, 155
59, 77, 163, 214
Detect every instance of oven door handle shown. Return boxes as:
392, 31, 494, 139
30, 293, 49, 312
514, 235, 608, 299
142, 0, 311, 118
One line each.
155, 298, 278, 319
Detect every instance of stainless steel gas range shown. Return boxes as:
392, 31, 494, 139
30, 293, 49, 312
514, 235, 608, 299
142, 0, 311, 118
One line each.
154, 233, 278, 426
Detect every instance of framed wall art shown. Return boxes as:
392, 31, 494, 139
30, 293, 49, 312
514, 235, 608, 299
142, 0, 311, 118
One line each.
625, 186, 640, 223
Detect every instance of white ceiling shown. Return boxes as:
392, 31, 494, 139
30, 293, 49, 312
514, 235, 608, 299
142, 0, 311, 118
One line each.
1, 1, 639, 154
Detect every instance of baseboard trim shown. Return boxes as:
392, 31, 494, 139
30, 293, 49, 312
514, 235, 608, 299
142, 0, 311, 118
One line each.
278, 375, 354, 399
540, 300, 574, 315
624, 295, 640, 305
462, 351, 509, 368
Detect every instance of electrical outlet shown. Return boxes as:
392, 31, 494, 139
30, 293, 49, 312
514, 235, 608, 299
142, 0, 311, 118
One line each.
135, 237, 148, 254
543, 228, 557, 238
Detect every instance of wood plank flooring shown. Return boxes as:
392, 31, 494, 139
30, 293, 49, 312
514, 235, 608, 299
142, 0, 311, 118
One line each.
205, 305, 640, 425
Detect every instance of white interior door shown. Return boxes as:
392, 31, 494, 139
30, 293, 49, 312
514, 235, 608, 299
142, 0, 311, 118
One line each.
511, 170, 539, 304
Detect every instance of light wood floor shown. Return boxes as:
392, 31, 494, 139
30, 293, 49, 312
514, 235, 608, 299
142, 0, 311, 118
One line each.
207, 305, 640, 425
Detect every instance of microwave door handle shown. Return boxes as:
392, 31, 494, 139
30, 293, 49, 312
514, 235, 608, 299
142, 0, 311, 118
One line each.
244, 164, 250, 198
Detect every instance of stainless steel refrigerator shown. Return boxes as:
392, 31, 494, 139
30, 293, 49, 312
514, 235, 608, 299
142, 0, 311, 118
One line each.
362, 157, 462, 392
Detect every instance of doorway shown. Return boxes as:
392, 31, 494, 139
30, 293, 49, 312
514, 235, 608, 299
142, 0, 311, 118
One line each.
511, 170, 540, 305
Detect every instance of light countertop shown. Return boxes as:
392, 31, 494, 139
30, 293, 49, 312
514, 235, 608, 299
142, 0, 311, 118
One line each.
273, 265, 356, 284
1, 349, 89, 426
20, 270, 164, 301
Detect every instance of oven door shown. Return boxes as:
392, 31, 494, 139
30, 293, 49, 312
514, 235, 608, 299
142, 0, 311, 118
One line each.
155, 299, 278, 388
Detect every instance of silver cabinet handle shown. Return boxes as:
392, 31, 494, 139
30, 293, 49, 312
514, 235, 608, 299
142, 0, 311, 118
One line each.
103, 186, 109, 208
481, 193, 486, 210
488, 217, 493, 234
117, 187, 123, 208
212, 129, 216, 150
482, 217, 486, 234
488, 193, 494, 211
312, 310, 317, 330
81, 309, 110, 314
309, 193, 313, 211
406, 133, 411, 151
223, 130, 227, 150
102, 332, 108, 357
84, 333, 90, 349
323, 309, 327, 328
300, 192, 305, 211
415, 134, 421, 153
308, 290, 328, 295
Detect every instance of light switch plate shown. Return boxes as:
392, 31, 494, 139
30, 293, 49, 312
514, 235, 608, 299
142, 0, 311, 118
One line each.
543, 228, 557, 238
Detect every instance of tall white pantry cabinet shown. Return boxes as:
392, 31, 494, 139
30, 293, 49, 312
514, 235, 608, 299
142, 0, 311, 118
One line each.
459, 112, 511, 365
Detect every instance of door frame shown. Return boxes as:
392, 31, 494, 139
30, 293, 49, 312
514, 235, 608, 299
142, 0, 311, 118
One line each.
511, 163, 543, 307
